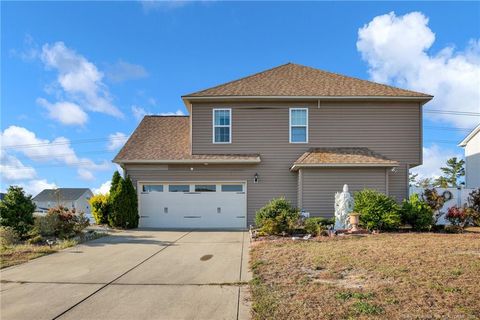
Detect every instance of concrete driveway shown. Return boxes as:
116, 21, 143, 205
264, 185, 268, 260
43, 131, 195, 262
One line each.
0, 230, 251, 320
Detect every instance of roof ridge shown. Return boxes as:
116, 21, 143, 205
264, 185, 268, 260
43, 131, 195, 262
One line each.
290, 63, 432, 97
182, 62, 292, 97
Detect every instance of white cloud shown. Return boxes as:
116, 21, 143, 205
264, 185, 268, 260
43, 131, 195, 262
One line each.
131, 105, 185, 121
357, 11, 480, 128
105, 60, 148, 83
40, 42, 123, 118
107, 132, 129, 151
93, 180, 111, 195
160, 109, 185, 116
411, 144, 463, 179
0, 153, 37, 181
77, 168, 95, 181
20, 179, 57, 197
1, 126, 111, 181
132, 105, 147, 121
37, 98, 88, 126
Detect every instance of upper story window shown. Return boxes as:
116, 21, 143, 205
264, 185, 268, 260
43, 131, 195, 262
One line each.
213, 108, 231, 143
289, 108, 308, 143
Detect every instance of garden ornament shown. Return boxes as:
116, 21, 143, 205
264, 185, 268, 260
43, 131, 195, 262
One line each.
334, 184, 354, 230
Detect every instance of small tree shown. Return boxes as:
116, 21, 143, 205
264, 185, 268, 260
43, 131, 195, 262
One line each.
109, 176, 139, 228
110, 171, 121, 195
440, 157, 465, 187
409, 173, 418, 187
433, 176, 449, 188
417, 178, 433, 188
0, 186, 36, 238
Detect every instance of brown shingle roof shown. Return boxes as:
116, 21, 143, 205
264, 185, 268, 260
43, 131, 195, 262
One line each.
113, 116, 260, 163
291, 147, 398, 171
184, 63, 432, 98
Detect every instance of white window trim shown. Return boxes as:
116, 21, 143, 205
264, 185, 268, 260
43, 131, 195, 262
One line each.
289, 107, 308, 143
212, 108, 232, 144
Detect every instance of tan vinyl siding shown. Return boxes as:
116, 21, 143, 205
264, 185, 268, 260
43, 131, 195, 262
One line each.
301, 168, 387, 217
126, 100, 421, 226
192, 101, 421, 204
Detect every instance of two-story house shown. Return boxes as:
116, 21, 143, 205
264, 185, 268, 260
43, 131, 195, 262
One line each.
114, 63, 432, 229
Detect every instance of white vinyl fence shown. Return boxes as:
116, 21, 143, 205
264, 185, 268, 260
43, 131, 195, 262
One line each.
409, 187, 476, 225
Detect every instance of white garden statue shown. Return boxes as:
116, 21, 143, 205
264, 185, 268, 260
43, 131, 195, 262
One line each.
334, 184, 354, 230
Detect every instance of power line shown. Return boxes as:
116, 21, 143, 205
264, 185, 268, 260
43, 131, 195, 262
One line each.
1, 136, 128, 150
5, 149, 117, 161
424, 110, 480, 116
1, 160, 112, 170
424, 126, 474, 131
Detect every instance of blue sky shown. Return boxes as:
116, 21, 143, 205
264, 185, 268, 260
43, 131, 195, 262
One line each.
1, 1, 479, 195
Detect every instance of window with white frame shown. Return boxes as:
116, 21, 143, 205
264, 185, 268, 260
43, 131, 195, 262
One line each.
289, 108, 308, 143
213, 109, 231, 143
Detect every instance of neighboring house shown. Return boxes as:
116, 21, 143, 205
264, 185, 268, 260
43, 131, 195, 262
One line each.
114, 63, 432, 229
459, 124, 480, 189
32, 188, 94, 216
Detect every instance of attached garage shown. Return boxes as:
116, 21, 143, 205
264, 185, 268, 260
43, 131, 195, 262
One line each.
138, 182, 247, 229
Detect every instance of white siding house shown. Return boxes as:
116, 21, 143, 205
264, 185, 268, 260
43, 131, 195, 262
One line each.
459, 124, 480, 189
32, 188, 94, 220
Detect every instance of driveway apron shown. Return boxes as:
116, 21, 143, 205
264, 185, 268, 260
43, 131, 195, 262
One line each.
0, 230, 251, 320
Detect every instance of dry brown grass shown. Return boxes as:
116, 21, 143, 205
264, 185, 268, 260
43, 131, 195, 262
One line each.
250, 233, 480, 320
0, 240, 77, 269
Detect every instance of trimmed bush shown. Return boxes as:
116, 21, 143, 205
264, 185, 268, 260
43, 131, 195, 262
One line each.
0, 226, 19, 247
400, 194, 434, 231
89, 194, 110, 225
0, 186, 36, 238
109, 176, 139, 229
255, 197, 300, 235
354, 189, 401, 231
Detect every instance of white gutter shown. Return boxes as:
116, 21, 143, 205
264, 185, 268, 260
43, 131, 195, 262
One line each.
458, 124, 480, 147
290, 162, 399, 171
114, 158, 261, 165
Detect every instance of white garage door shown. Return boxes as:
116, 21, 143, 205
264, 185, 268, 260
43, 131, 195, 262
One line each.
138, 182, 247, 229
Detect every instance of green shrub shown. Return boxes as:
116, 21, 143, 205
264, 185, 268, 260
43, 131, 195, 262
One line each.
109, 176, 139, 229
0, 186, 36, 238
467, 189, 480, 226
354, 189, 401, 231
27, 234, 44, 244
400, 194, 434, 231
422, 188, 446, 224
255, 197, 299, 235
89, 194, 110, 225
33, 214, 58, 237
40, 206, 89, 239
0, 226, 19, 247
304, 217, 333, 236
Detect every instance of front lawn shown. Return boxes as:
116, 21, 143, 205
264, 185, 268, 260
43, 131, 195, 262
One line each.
0, 240, 78, 269
250, 233, 480, 319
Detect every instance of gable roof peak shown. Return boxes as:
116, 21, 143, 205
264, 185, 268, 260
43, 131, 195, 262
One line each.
183, 62, 432, 99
